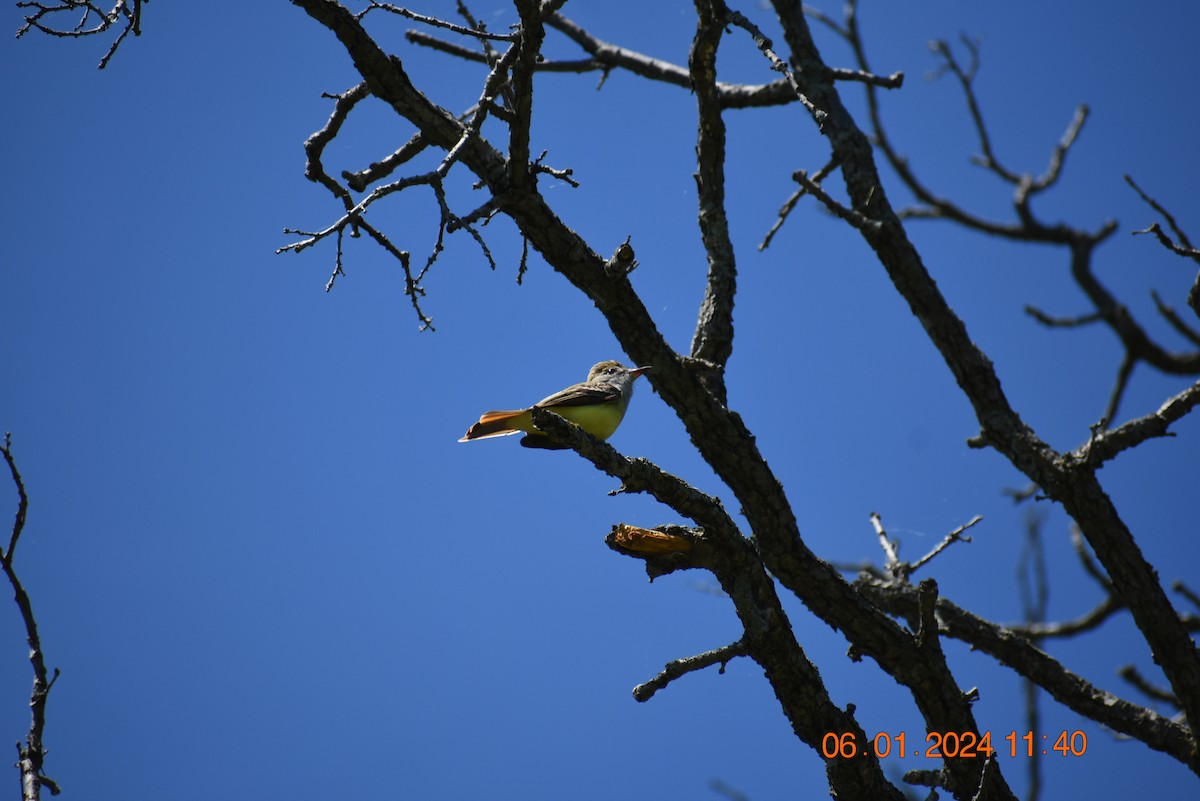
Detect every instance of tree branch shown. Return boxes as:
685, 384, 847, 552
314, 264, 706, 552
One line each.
1080, 378, 1200, 465
289, 0, 1200, 788
687, 0, 738, 384
858, 576, 1195, 764
1127, 174, 1200, 319
631, 639, 748, 702
527, 410, 906, 801
16, 0, 143, 68
770, 0, 1200, 780
3, 435, 60, 800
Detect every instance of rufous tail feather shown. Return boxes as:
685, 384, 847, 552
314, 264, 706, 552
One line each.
459, 410, 526, 442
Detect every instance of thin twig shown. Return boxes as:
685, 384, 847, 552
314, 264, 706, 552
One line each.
760, 157, 838, 251
1174, 581, 1200, 614
929, 36, 1021, 186
869, 512, 903, 577
3, 435, 60, 799
908, 515, 982, 576
1069, 524, 1112, 591
1127, 175, 1200, 318
1100, 352, 1136, 430
1009, 595, 1121, 639
1150, 290, 1200, 346
16, 0, 142, 69
1118, 665, 1179, 707
1023, 306, 1103, 328
633, 640, 748, 701
1029, 105, 1089, 193
1082, 379, 1200, 465
793, 170, 875, 230
1126, 175, 1197, 254
358, 2, 516, 40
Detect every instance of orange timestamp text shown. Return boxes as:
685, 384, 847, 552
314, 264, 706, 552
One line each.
821, 730, 1088, 760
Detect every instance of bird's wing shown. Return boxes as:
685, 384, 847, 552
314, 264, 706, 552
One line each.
534, 382, 619, 408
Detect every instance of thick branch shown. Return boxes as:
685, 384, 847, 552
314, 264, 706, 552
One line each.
859, 577, 1195, 764
508, 0, 542, 192
292, 0, 1200, 784
687, 0, 737, 380
528, 411, 905, 801
766, 0, 1200, 764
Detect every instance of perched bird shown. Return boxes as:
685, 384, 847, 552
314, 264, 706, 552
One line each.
458, 360, 651, 450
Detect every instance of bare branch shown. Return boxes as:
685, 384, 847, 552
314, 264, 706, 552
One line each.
16, 0, 143, 68
1010, 595, 1122, 640
324, 226, 347, 292
865, 511, 981, 582
1127, 175, 1200, 319
928, 36, 1022, 186
793, 170, 875, 230
688, 0, 737, 377
526, 408, 906, 800
544, 12, 800, 108
531, 150, 579, 188
759, 157, 839, 251
1119, 665, 1179, 708
1100, 353, 1136, 430
1151, 290, 1200, 347
1023, 306, 1103, 328
829, 66, 903, 88
801, 2, 848, 38
287, 1, 1200, 787
508, 0, 542, 192
1081, 379, 1200, 465
277, 169, 434, 254
632, 640, 748, 702
1016, 509, 1048, 631
1126, 175, 1198, 255
1135, 221, 1200, 260
279, 58, 502, 326
3, 435, 60, 800
869, 512, 902, 577
344, 130, 432, 192
1070, 524, 1112, 591
908, 515, 981, 576
356, 220, 435, 331
857, 576, 1195, 763
3, 434, 29, 562
1029, 105, 1089, 193
305, 82, 371, 211
358, 2, 517, 41
768, 0, 1200, 748
845, 14, 1116, 250
1009, 519, 1123, 642
725, 10, 805, 102
527, 408, 741, 533
1174, 580, 1200, 614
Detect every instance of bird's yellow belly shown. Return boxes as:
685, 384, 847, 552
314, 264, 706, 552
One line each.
545, 402, 625, 440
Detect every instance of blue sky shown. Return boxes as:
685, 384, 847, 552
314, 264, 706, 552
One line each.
3, 2, 1199, 798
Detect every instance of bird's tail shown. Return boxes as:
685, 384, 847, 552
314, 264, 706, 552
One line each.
458, 409, 530, 442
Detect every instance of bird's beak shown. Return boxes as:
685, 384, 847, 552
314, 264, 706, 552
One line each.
629, 366, 652, 380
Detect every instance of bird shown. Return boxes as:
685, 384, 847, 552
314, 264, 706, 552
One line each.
458, 360, 651, 450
